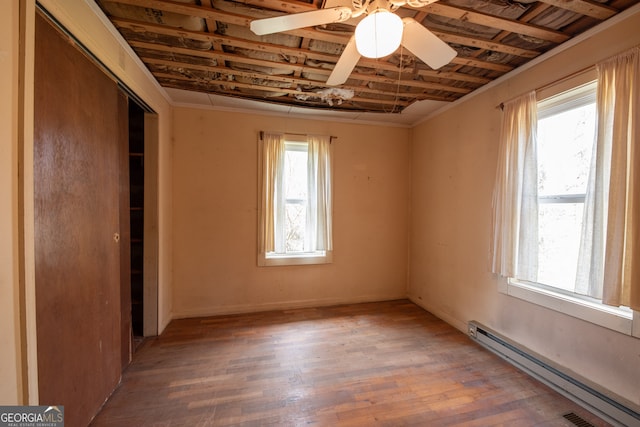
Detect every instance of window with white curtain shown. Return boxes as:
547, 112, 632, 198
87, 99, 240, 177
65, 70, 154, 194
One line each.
258, 132, 333, 266
533, 81, 597, 294
492, 46, 639, 336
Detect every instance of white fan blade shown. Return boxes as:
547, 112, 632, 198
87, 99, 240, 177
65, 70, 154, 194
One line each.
326, 36, 361, 86
401, 17, 457, 70
250, 7, 352, 36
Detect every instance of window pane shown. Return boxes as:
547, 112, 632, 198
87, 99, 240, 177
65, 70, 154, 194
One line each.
284, 146, 308, 253
535, 94, 596, 294
537, 203, 583, 291
285, 150, 307, 200
537, 103, 595, 196
285, 203, 306, 252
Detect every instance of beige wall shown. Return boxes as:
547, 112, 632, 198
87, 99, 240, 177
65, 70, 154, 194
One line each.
409, 8, 640, 405
0, 0, 23, 404
172, 108, 410, 317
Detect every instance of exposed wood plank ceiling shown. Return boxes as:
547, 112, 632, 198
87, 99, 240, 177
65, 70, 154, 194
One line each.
95, 0, 639, 115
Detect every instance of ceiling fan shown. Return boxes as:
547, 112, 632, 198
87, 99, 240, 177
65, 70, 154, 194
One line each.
249, 0, 457, 86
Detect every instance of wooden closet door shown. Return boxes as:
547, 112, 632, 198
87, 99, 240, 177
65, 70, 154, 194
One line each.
34, 12, 125, 426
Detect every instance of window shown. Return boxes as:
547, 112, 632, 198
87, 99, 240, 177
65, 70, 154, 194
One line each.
258, 133, 333, 266
492, 48, 640, 336
534, 81, 596, 292
282, 142, 309, 253
504, 82, 636, 332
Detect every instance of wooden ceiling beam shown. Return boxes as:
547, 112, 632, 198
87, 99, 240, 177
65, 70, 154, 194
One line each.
130, 40, 318, 73
535, 0, 617, 19
105, 0, 351, 44
142, 56, 448, 100
222, 0, 319, 14
414, 3, 570, 44
103, 0, 317, 18
446, 1, 553, 75
432, 30, 540, 58
131, 42, 474, 94
113, 17, 339, 61
130, 39, 495, 86
102, 0, 253, 26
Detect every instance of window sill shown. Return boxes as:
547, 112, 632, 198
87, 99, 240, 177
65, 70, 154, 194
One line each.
503, 279, 636, 337
258, 251, 333, 267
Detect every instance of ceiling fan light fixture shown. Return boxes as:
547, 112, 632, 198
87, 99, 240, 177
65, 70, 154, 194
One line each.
354, 10, 403, 59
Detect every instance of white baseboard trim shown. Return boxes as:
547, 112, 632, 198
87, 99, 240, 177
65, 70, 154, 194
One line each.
171, 293, 407, 319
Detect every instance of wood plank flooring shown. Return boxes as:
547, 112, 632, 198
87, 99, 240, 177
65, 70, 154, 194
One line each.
90, 300, 610, 426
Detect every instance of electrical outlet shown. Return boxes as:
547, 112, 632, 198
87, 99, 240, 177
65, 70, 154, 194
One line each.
468, 323, 477, 338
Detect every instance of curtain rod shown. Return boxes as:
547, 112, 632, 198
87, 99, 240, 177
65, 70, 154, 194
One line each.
497, 65, 596, 110
259, 131, 337, 141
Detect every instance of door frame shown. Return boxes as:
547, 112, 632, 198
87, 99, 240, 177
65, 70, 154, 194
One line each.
143, 113, 159, 337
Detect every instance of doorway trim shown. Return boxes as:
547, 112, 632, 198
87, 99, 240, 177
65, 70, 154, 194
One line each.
143, 113, 159, 337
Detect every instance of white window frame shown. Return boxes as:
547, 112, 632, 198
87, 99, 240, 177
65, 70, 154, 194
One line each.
502, 279, 635, 335
498, 71, 639, 338
257, 134, 333, 267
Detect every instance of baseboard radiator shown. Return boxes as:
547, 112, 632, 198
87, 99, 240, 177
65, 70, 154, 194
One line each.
467, 321, 640, 427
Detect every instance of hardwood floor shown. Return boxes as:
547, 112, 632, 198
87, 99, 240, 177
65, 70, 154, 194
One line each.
91, 300, 610, 426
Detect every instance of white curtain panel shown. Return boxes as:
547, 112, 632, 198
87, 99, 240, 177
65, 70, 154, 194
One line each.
260, 132, 286, 254
491, 91, 539, 280
575, 84, 614, 299
596, 47, 640, 310
306, 135, 333, 252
